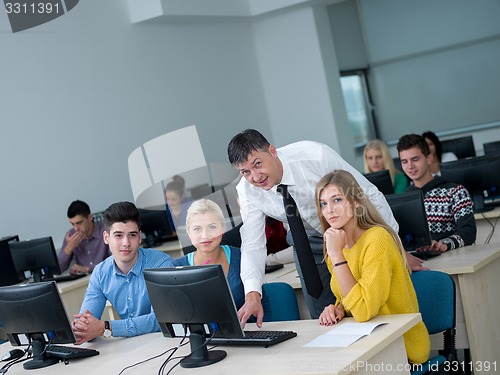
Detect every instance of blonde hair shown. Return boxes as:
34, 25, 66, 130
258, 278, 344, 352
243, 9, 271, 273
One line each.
315, 170, 409, 272
186, 199, 225, 231
363, 139, 399, 185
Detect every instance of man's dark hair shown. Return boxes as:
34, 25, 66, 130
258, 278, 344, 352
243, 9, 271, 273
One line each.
396, 134, 430, 157
227, 129, 271, 166
422, 131, 443, 162
103, 201, 140, 232
164, 181, 184, 198
67, 200, 91, 219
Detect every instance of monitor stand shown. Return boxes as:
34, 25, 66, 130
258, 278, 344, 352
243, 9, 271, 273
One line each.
23, 338, 59, 370
472, 192, 494, 214
180, 329, 226, 368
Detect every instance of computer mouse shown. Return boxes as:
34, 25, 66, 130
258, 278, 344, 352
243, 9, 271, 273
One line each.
1, 348, 25, 362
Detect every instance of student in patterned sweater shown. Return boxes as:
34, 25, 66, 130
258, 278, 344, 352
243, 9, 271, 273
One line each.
315, 170, 430, 365
397, 134, 476, 251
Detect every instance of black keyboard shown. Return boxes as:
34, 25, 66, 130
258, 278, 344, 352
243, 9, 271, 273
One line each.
210, 330, 297, 347
43, 273, 87, 283
410, 250, 442, 260
265, 264, 284, 273
46, 345, 99, 359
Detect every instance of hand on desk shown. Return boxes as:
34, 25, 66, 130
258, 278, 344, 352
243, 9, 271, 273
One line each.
405, 252, 429, 271
319, 304, 345, 326
416, 240, 447, 253
70, 264, 90, 275
238, 291, 264, 328
72, 310, 105, 345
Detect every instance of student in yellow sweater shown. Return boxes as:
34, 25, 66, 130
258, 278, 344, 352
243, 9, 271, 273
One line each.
315, 170, 430, 364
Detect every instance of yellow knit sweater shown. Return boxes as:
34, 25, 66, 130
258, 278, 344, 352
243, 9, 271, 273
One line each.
326, 226, 430, 364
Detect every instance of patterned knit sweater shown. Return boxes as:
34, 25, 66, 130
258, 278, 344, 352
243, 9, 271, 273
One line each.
408, 176, 476, 249
326, 227, 430, 364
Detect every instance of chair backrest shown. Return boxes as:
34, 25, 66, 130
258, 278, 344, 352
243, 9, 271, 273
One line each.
262, 282, 300, 322
410, 270, 456, 335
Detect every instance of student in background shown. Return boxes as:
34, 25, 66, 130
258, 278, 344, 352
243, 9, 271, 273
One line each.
164, 180, 189, 230
422, 131, 458, 176
58, 200, 110, 275
397, 134, 476, 251
72, 202, 172, 344
172, 174, 186, 194
363, 139, 408, 194
316, 170, 430, 365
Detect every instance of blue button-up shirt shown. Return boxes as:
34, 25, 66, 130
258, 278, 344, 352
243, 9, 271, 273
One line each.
80, 248, 172, 337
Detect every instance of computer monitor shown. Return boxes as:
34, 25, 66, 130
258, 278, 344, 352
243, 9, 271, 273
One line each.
0, 235, 21, 287
9, 237, 61, 283
144, 265, 243, 368
483, 140, 500, 156
441, 135, 476, 159
0, 281, 76, 369
440, 154, 500, 213
385, 190, 432, 251
138, 208, 176, 247
363, 170, 394, 195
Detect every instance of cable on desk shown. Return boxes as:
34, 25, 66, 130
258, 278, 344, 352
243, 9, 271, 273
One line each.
117, 346, 181, 375
0, 344, 32, 374
157, 326, 189, 375
479, 213, 499, 244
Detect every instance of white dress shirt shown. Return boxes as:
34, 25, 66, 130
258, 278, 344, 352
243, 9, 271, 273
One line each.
237, 140, 398, 295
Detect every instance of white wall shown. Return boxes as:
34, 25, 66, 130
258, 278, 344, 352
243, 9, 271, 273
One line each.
252, 6, 353, 162
0, 0, 269, 246
2, 0, 500, 247
358, 0, 500, 141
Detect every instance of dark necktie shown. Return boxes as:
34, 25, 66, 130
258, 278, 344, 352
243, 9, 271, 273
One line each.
277, 184, 323, 299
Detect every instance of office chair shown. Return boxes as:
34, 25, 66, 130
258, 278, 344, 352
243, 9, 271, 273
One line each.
410, 270, 464, 375
262, 282, 300, 322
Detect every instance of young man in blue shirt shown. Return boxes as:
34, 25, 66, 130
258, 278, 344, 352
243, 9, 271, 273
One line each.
72, 201, 173, 344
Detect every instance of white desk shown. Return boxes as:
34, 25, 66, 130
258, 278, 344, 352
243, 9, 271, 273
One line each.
425, 243, 500, 375
1, 314, 422, 375
474, 206, 500, 244
268, 244, 500, 375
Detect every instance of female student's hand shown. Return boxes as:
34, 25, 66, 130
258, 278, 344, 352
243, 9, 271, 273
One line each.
319, 304, 345, 326
323, 227, 347, 261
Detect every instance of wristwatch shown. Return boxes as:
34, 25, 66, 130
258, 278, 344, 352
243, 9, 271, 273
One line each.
441, 238, 453, 252
103, 321, 112, 338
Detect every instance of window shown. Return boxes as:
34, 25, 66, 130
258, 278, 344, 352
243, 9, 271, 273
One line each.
340, 70, 377, 148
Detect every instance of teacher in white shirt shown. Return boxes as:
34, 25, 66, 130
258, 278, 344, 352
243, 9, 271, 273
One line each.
227, 129, 424, 326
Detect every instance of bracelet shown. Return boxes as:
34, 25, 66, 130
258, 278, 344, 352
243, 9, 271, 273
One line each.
333, 260, 348, 267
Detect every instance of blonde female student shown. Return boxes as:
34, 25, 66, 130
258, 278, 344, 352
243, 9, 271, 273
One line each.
363, 139, 408, 194
315, 170, 430, 364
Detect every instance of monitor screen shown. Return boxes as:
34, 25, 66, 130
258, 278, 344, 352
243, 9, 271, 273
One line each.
441, 135, 476, 159
440, 154, 500, 213
0, 235, 21, 287
138, 208, 176, 247
0, 281, 76, 369
363, 170, 394, 195
483, 140, 500, 156
385, 190, 432, 252
9, 237, 61, 283
144, 265, 243, 368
